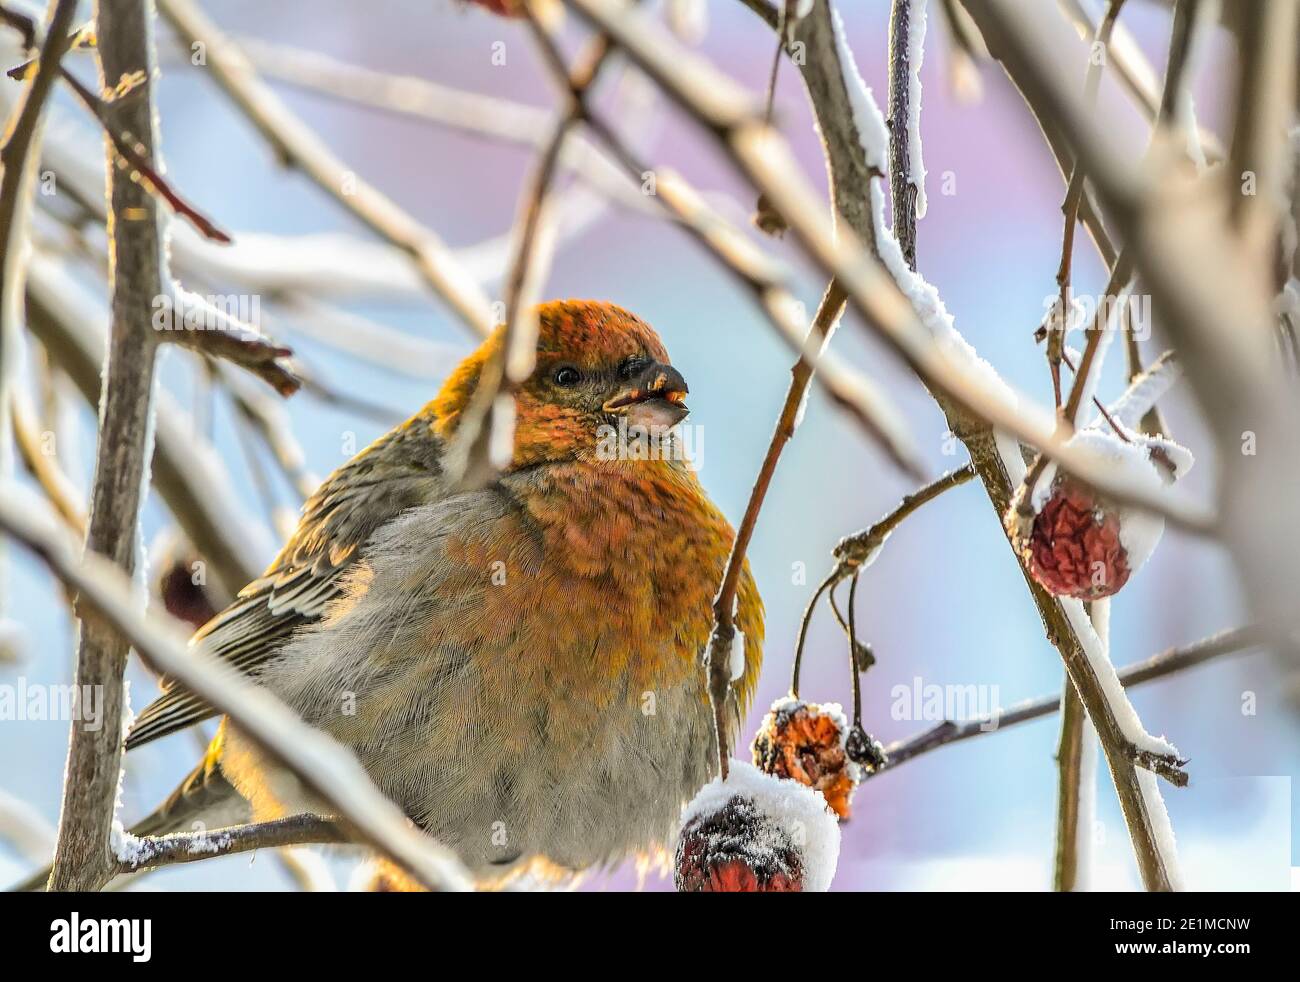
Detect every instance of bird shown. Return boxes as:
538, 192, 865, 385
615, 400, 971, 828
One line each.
20, 299, 764, 889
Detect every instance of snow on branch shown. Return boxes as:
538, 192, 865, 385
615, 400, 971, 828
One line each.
26, 253, 273, 599
154, 284, 301, 397
111, 815, 347, 875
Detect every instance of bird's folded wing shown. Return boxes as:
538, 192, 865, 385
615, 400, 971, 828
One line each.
124, 565, 347, 750
126, 421, 448, 751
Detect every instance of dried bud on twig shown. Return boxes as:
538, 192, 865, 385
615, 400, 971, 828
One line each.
752, 191, 788, 238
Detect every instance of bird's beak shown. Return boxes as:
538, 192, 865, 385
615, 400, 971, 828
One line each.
602, 362, 690, 429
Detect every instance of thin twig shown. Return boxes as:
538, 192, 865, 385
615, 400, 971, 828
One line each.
705, 279, 851, 776
57, 68, 231, 242
874, 623, 1272, 773
220, 364, 317, 501
10, 389, 84, 535
792, 464, 974, 696
113, 815, 348, 875
1048, 0, 1126, 408
791, 568, 838, 698
836, 464, 976, 567
1017, 251, 1135, 520
846, 571, 862, 725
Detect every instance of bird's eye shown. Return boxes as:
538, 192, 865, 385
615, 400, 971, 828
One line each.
553, 365, 583, 387
619, 356, 648, 381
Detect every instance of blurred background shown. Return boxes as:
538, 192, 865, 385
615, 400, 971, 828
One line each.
0, 0, 1294, 891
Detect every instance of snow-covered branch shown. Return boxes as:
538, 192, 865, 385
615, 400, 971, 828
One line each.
112, 815, 347, 876
154, 284, 301, 397
26, 254, 272, 600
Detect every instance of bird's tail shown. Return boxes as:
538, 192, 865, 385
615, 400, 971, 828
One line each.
9, 734, 249, 892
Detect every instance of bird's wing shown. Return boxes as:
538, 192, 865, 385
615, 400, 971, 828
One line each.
126, 419, 447, 751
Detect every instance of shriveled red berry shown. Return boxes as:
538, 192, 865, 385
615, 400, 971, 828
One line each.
752, 700, 859, 820
1020, 478, 1130, 599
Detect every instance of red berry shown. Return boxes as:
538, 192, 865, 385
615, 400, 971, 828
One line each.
1018, 478, 1131, 599
675, 794, 805, 892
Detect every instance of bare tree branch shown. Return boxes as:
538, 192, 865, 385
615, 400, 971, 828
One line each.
1226, 0, 1297, 279
1053, 680, 1089, 891
232, 35, 657, 217
0, 0, 78, 370
113, 815, 347, 875
46, 0, 165, 892
153, 284, 301, 397
10, 387, 84, 534
0, 0, 80, 634
887, 0, 921, 269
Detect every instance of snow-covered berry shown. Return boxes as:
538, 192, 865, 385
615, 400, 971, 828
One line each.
675, 761, 840, 892
1008, 429, 1182, 600
1019, 476, 1131, 599
751, 697, 868, 820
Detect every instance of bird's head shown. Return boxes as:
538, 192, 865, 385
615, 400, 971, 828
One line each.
430, 300, 691, 468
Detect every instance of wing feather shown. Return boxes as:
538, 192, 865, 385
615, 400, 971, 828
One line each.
126, 418, 447, 750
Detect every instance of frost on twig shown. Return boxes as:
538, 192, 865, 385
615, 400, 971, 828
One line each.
829, 5, 1027, 485
155, 284, 301, 397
